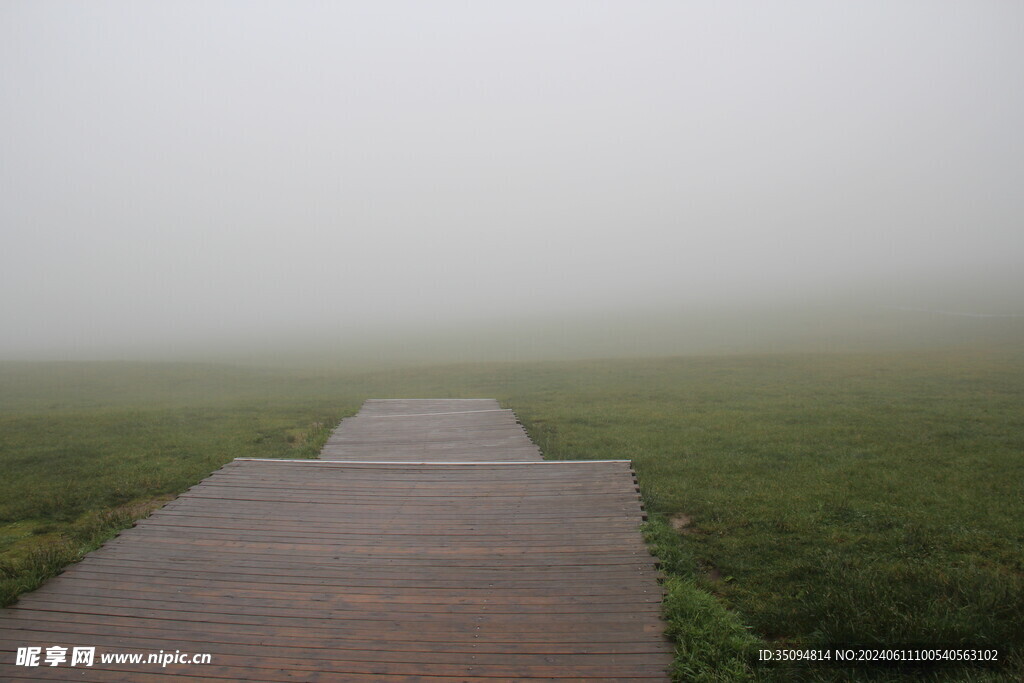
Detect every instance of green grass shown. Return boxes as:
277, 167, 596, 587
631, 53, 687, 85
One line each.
0, 362, 350, 604
505, 349, 1024, 681
1, 345, 1021, 680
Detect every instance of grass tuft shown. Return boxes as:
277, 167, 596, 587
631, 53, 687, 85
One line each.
645, 514, 765, 681
662, 576, 763, 682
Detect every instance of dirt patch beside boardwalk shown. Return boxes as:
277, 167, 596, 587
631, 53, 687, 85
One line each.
670, 513, 695, 534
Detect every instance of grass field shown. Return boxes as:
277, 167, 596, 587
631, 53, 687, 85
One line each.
1, 344, 1021, 681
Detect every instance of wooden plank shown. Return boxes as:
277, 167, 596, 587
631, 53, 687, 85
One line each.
0, 623, 674, 654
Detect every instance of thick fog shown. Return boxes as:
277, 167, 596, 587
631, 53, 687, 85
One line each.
2, 1, 1022, 360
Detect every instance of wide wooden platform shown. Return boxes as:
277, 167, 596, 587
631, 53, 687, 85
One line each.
0, 400, 670, 681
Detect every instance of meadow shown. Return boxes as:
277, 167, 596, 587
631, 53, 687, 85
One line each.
1, 344, 1021, 681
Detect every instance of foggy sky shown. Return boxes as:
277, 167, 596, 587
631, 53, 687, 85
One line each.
2, 1, 1022, 359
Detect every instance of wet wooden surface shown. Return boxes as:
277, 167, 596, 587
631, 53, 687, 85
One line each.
321, 399, 543, 462
0, 400, 670, 681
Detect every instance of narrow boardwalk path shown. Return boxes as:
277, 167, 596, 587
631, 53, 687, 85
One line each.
322, 399, 542, 461
0, 400, 671, 681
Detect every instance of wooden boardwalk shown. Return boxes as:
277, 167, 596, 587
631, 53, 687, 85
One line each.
0, 400, 671, 681
322, 399, 543, 462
